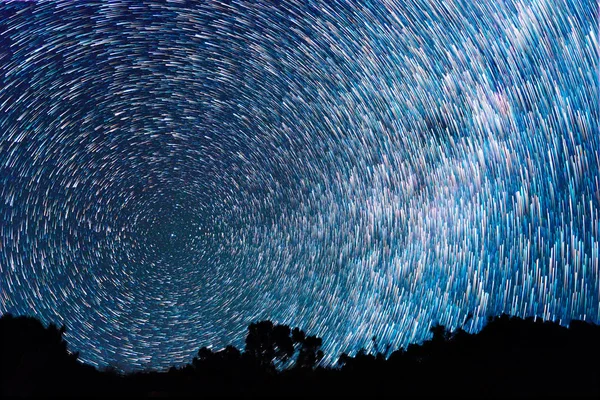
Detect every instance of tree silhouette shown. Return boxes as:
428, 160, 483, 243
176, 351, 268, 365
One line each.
1, 312, 598, 397
0, 314, 79, 396
243, 321, 325, 371
295, 334, 324, 370
244, 321, 295, 370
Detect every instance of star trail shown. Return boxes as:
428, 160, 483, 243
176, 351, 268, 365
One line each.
0, 0, 598, 371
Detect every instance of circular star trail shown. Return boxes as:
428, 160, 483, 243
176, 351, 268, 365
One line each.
0, 0, 598, 370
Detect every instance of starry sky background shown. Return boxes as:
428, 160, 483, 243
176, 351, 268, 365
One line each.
0, 0, 598, 370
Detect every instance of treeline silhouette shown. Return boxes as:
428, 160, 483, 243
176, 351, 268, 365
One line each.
1, 313, 598, 397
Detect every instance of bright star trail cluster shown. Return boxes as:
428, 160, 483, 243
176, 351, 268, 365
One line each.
0, 0, 598, 370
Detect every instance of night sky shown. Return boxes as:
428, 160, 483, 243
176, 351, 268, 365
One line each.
0, 0, 598, 371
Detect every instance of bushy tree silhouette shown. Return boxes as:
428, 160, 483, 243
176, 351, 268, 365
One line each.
244, 321, 296, 370
295, 334, 324, 370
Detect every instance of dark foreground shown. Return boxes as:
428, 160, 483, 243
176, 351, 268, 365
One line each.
1, 313, 598, 397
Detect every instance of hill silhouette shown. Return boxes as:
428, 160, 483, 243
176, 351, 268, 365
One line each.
1, 312, 598, 397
